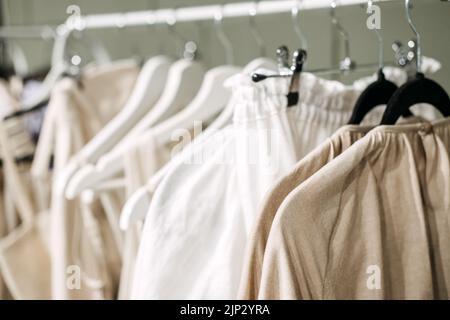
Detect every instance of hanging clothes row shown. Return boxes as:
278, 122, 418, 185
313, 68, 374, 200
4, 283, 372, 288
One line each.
0, 0, 449, 300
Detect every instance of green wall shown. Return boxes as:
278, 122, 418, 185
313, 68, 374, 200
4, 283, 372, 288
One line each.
1, 0, 449, 89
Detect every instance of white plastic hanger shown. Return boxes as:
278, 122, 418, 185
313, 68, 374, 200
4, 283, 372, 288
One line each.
120, 58, 206, 144
22, 29, 69, 109
65, 60, 218, 199
145, 6, 243, 145
23, 5, 112, 109
57, 11, 173, 197
65, 21, 206, 199
59, 56, 172, 200
149, 65, 241, 145
7, 42, 29, 77
65, 57, 205, 199
66, 7, 246, 200
73, 55, 172, 164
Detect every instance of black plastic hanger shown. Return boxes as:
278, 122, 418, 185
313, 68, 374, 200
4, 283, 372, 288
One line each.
348, 0, 416, 125
348, 68, 414, 124
380, 72, 450, 124
348, 69, 399, 124
380, 0, 450, 125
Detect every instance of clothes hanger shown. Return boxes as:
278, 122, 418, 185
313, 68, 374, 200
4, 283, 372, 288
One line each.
29, 25, 116, 185
6, 42, 29, 77
20, 35, 66, 109
64, 12, 172, 167
291, 0, 308, 52
302, 1, 363, 76
21, 5, 112, 111
348, 69, 400, 124
65, 10, 206, 199
78, 3, 278, 229
113, 13, 205, 144
348, 0, 412, 124
61, 52, 172, 199
250, 1, 304, 75
243, 1, 277, 74
328, 0, 356, 73
66, 7, 237, 201
380, 0, 450, 125
249, 0, 266, 58
98, 12, 240, 200
144, 5, 241, 147
74, 55, 172, 159
20, 7, 75, 110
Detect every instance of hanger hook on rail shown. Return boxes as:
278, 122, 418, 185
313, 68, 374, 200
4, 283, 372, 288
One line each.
166, 9, 185, 58
330, 0, 355, 71
366, 0, 384, 70
249, 0, 266, 57
214, 3, 234, 65
405, 0, 421, 72
66, 5, 85, 32
291, 0, 308, 51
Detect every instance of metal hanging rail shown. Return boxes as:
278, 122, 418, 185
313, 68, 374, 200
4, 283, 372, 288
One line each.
0, 0, 398, 38
0, 0, 399, 77
63, 0, 397, 31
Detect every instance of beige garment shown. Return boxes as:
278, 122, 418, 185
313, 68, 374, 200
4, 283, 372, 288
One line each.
0, 83, 34, 299
0, 117, 51, 299
0, 80, 36, 161
0, 212, 51, 299
31, 61, 138, 300
238, 125, 371, 299
258, 118, 450, 299
51, 63, 138, 300
239, 118, 422, 299
0, 83, 36, 230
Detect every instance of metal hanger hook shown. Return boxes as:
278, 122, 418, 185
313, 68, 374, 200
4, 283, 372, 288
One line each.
249, 0, 266, 57
214, 4, 234, 65
405, 0, 421, 72
330, 0, 354, 71
291, 0, 308, 51
149, 0, 165, 55
366, 0, 384, 69
165, 9, 185, 58
66, 5, 85, 31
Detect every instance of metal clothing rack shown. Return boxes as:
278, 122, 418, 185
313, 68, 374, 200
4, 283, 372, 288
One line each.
63, 0, 395, 31
47, 0, 397, 69
0, 0, 399, 38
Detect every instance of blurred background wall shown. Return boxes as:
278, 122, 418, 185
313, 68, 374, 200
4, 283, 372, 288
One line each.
1, 0, 449, 88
